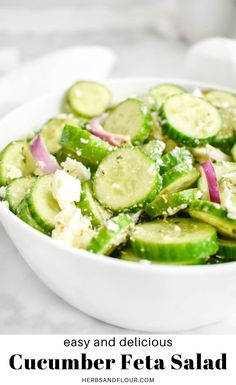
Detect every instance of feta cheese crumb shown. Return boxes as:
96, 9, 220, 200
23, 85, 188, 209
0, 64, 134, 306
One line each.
61, 157, 90, 181
52, 206, 94, 249
0, 186, 6, 199
80, 138, 89, 144
220, 179, 236, 219
52, 170, 81, 209
106, 221, 119, 232
6, 165, 22, 180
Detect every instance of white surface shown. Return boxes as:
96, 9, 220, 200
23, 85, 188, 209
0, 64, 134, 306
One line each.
186, 38, 236, 87
1, 0, 236, 334
1, 79, 236, 334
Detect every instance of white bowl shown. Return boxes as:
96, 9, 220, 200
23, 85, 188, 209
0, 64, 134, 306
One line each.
1, 78, 236, 332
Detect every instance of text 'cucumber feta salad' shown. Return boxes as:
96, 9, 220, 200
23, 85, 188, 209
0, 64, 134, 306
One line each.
1, 81, 236, 265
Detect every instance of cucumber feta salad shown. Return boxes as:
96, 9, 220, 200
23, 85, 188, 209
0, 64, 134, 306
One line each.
1, 81, 236, 265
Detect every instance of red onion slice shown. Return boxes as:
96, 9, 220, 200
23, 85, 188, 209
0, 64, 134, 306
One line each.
202, 160, 220, 204
87, 113, 130, 146
30, 135, 59, 173
89, 127, 129, 146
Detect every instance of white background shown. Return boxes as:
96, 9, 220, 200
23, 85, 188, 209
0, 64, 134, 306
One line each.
1, 0, 236, 335
0, 335, 235, 384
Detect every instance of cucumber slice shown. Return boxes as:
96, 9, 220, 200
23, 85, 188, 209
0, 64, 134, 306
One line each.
5, 176, 34, 213
198, 161, 236, 200
87, 213, 134, 255
130, 218, 218, 263
94, 147, 160, 212
161, 94, 222, 146
27, 174, 61, 233
203, 89, 236, 108
189, 200, 236, 239
40, 114, 84, 154
60, 125, 113, 167
119, 248, 143, 263
232, 143, 236, 162
150, 84, 186, 108
142, 139, 165, 163
218, 238, 236, 261
145, 188, 200, 219
67, 81, 112, 118
0, 141, 35, 186
17, 197, 46, 234
103, 99, 151, 145
161, 163, 199, 195
76, 181, 111, 227
119, 247, 208, 265
160, 147, 193, 174
213, 107, 236, 154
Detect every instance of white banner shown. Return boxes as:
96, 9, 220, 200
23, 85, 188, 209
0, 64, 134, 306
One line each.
0, 335, 235, 384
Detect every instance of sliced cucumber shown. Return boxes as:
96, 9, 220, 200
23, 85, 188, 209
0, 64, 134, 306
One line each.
27, 174, 61, 233
66, 81, 112, 118
145, 188, 200, 219
150, 84, 186, 108
161, 163, 199, 195
130, 218, 218, 263
218, 238, 236, 261
198, 161, 236, 200
232, 143, 236, 162
40, 114, 84, 154
0, 141, 35, 186
94, 147, 160, 212
60, 124, 113, 167
87, 213, 134, 255
203, 89, 236, 108
160, 147, 193, 174
161, 94, 222, 147
119, 248, 143, 263
5, 176, 34, 213
17, 197, 46, 234
76, 181, 111, 227
103, 99, 151, 145
142, 139, 165, 163
119, 247, 206, 265
213, 107, 236, 154
189, 200, 236, 239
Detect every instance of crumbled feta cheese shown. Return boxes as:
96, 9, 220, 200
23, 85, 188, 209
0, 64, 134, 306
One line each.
220, 179, 236, 219
0, 186, 6, 199
106, 221, 119, 232
61, 157, 90, 181
80, 138, 89, 144
52, 170, 81, 209
76, 150, 82, 156
52, 206, 94, 248
6, 165, 22, 180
